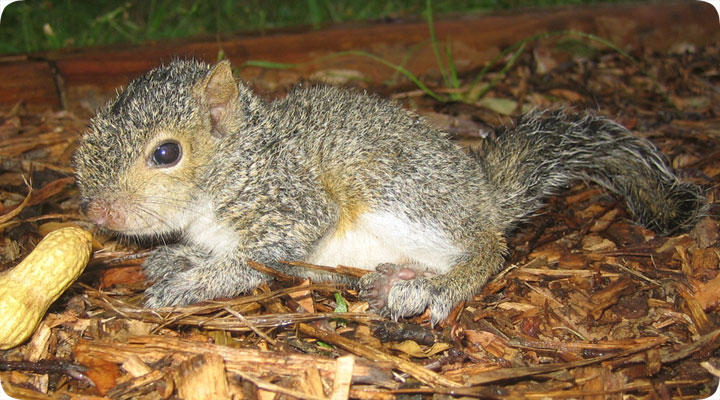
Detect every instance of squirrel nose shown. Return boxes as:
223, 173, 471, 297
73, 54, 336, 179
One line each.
83, 198, 131, 230
84, 200, 109, 226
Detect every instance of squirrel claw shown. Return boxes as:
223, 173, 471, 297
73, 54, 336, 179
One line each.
359, 263, 411, 313
360, 263, 448, 322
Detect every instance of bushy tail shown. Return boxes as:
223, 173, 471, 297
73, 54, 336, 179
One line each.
478, 111, 706, 235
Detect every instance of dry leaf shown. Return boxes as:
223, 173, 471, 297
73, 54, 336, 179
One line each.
464, 330, 508, 358
582, 235, 617, 252
391, 340, 451, 358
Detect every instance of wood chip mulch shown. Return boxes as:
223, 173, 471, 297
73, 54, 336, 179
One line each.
0, 40, 719, 399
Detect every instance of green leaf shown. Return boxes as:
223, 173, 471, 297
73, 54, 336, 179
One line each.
333, 292, 348, 313
316, 341, 334, 350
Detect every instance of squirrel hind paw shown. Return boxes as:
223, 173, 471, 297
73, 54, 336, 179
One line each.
359, 263, 436, 319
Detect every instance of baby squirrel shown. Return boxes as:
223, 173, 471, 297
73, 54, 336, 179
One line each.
74, 59, 706, 323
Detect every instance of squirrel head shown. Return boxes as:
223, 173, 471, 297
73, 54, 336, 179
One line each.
73, 59, 250, 237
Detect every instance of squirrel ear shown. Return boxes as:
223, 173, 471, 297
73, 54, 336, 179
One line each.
196, 60, 238, 138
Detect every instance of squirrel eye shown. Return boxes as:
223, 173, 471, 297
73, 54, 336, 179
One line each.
151, 142, 181, 166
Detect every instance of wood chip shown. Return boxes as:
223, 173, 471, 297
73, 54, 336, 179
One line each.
330, 355, 355, 400
174, 353, 231, 400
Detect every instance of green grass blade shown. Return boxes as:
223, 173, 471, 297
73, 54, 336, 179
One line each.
307, 0, 322, 29
425, 0, 451, 89
339, 50, 446, 101
464, 39, 525, 102
240, 60, 303, 69
386, 39, 430, 86
240, 50, 447, 101
468, 41, 526, 102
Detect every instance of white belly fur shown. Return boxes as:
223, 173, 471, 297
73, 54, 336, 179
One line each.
182, 197, 240, 256
306, 210, 461, 272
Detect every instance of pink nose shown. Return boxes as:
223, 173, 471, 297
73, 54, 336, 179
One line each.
85, 200, 125, 229
85, 202, 108, 226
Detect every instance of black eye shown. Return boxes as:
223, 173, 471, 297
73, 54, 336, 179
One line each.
151, 142, 181, 166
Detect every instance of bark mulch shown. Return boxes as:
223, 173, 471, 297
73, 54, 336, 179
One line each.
0, 25, 719, 400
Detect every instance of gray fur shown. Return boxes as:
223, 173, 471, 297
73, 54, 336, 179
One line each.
73, 59, 706, 322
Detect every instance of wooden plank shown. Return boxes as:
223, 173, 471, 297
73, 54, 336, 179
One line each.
0, 59, 60, 110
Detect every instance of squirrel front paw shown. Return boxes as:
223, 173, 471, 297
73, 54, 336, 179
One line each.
359, 263, 454, 324
143, 245, 209, 281
143, 246, 272, 308
143, 245, 220, 307
144, 269, 213, 308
